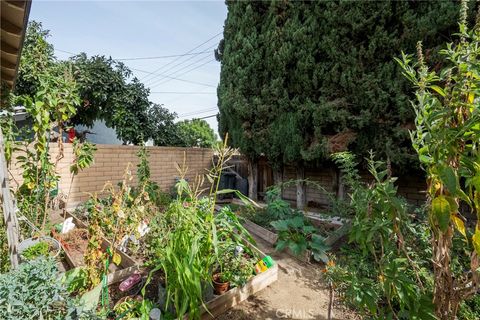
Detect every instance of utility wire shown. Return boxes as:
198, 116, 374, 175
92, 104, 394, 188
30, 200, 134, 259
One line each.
55, 48, 212, 62
196, 114, 217, 120
115, 49, 213, 61
140, 31, 221, 82
130, 67, 216, 88
54, 48, 218, 88
55, 48, 77, 56
147, 54, 213, 87
149, 91, 216, 94
178, 107, 218, 117
143, 43, 216, 86
149, 59, 217, 89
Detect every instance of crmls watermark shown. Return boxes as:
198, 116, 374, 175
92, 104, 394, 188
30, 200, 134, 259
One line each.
275, 308, 315, 319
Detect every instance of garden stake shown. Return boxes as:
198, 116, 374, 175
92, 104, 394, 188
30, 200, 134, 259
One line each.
327, 281, 334, 320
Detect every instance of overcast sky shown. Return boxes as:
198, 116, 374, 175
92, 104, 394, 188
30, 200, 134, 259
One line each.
30, 0, 227, 134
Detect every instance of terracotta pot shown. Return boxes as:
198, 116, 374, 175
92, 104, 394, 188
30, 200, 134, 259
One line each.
212, 273, 230, 295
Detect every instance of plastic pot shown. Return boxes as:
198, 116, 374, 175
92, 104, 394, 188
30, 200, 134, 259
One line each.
212, 273, 230, 295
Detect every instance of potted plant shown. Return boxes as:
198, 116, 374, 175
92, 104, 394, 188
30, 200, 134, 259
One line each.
18, 236, 61, 262
212, 270, 232, 295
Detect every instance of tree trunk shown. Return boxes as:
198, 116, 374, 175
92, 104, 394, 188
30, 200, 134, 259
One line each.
273, 165, 283, 195
248, 158, 258, 201
336, 169, 345, 200
296, 165, 306, 210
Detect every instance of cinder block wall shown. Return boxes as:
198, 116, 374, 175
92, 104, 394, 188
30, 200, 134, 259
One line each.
8, 144, 214, 205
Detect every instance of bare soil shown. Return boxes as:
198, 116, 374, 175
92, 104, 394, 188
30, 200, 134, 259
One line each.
216, 235, 359, 320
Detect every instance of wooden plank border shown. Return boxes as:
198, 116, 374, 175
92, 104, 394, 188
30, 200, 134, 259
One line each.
56, 211, 139, 282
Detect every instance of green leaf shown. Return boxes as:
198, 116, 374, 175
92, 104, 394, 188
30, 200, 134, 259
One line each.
289, 216, 305, 228
79, 283, 102, 312
289, 238, 308, 256
429, 85, 446, 97
439, 166, 458, 195
275, 239, 288, 251
270, 220, 289, 231
431, 196, 451, 232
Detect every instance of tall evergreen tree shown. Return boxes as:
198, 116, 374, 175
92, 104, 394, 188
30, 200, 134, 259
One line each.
217, 0, 463, 203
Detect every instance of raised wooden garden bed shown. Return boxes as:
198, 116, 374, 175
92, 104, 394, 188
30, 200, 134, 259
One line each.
107, 241, 278, 319
53, 211, 141, 283
195, 260, 278, 319
241, 217, 312, 262
193, 243, 278, 319
242, 216, 348, 263
242, 219, 278, 245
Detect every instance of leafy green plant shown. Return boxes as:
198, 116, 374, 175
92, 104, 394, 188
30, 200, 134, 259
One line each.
144, 139, 257, 319
327, 152, 435, 319
132, 145, 172, 209
113, 297, 153, 320
61, 267, 89, 295
271, 214, 329, 263
217, 249, 255, 288
0, 257, 92, 319
264, 187, 291, 220
20, 241, 49, 260
396, 1, 480, 317
70, 138, 96, 176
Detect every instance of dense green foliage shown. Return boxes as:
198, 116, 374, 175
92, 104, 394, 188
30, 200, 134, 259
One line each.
145, 144, 257, 319
217, 1, 462, 170
147, 103, 181, 146
0, 258, 93, 319
67, 54, 152, 145
396, 2, 480, 317
176, 118, 217, 148
20, 241, 49, 261
15, 22, 218, 147
15, 22, 156, 144
327, 152, 435, 319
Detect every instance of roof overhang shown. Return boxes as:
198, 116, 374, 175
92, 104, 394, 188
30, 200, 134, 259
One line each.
1, 0, 32, 89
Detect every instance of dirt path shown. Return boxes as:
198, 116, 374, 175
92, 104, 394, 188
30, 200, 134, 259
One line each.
216, 236, 357, 320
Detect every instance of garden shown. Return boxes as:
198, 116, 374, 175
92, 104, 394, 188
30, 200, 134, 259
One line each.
0, 35, 277, 318
1, 1, 480, 320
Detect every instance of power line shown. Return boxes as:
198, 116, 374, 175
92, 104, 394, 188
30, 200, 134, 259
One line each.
143, 43, 216, 86
149, 91, 216, 94
147, 54, 213, 87
140, 31, 221, 82
53, 48, 218, 88
55, 48, 213, 62
55, 48, 77, 56
130, 67, 216, 88
115, 49, 213, 61
178, 107, 218, 117
196, 114, 217, 120
149, 59, 217, 89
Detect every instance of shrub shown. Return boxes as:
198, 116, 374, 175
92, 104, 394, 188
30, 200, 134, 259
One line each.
0, 257, 92, 319
326, 153, 435, 319
396, 1, 480, 317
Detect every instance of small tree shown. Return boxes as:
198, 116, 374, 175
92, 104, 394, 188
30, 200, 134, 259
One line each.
176, 119, 217, 148
396, 1, 480, 318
